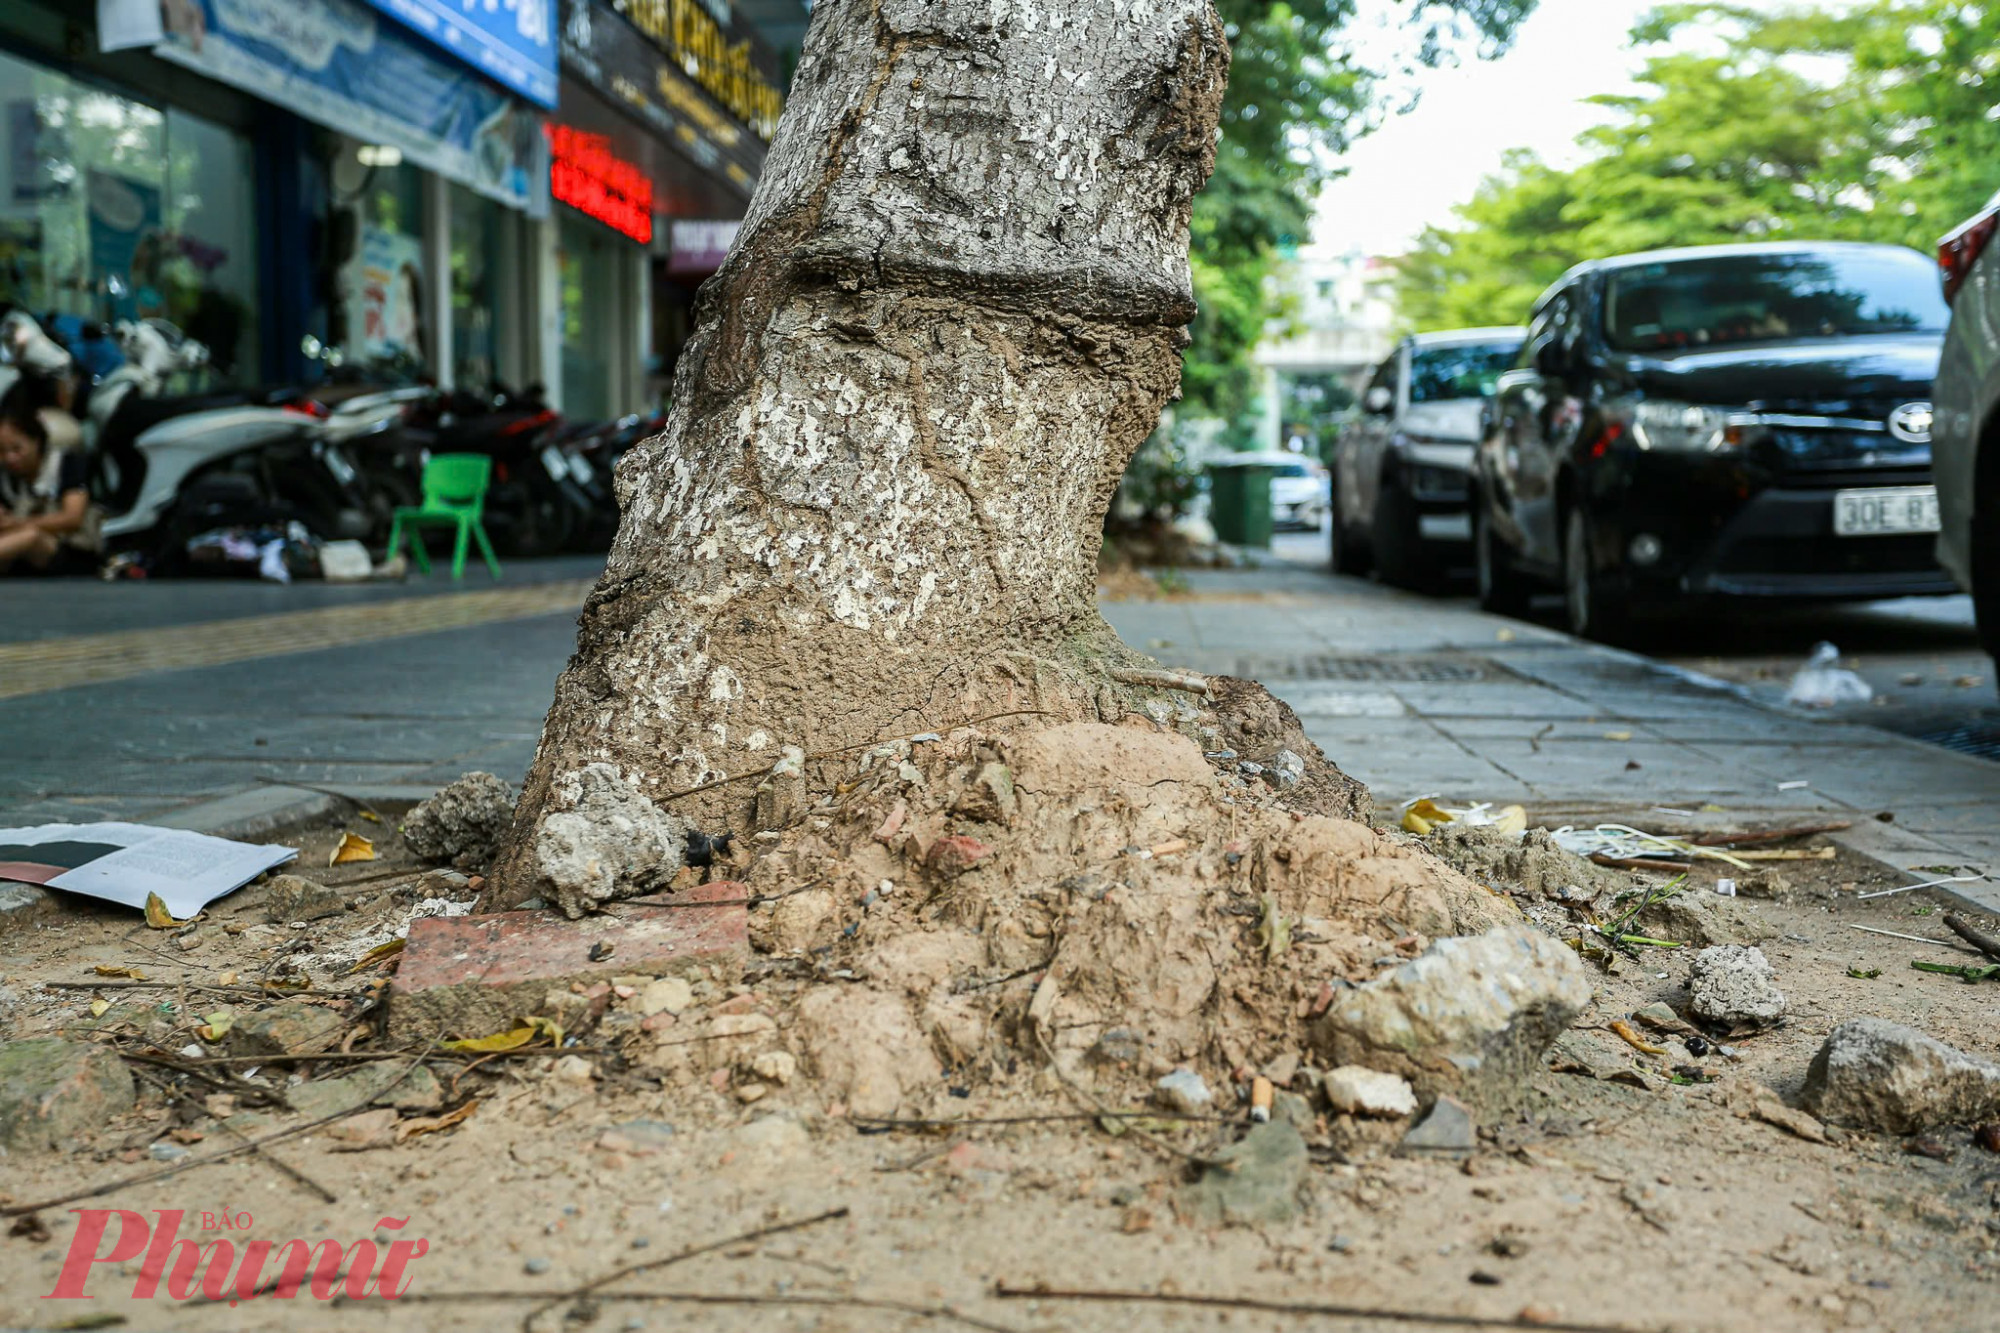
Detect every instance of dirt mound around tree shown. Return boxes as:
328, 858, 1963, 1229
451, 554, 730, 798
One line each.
635, 703, 1517, 1123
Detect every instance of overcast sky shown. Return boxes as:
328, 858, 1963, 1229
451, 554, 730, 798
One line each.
1313, 0, 1844, 257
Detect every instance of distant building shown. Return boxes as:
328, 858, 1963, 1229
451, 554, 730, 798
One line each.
1252, 246, 1399, 453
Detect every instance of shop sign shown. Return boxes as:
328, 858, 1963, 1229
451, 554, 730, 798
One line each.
611, 0, 784, 141
140, 0, 550, 217
547, 124, 654, 244
361, 0, 559, 109
560, 0, 765, 199
667, 219, 739, 275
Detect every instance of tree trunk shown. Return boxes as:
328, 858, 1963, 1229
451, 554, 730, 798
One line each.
493, 0, 1234, 909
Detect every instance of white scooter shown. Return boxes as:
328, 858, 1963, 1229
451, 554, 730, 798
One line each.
92, 321, 398, 546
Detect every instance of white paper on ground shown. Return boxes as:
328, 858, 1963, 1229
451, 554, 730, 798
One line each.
0, 822, 296, 919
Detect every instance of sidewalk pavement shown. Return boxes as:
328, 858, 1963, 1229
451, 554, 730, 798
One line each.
1, 557, 1994, 916
1099, 566, 2000, 916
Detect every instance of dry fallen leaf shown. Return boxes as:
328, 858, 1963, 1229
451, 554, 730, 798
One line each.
197, 1011, 234, 1042
347, 938, 406, 974
88, 998, 111, 1018
92, 965, 148, 980
143, 893, 195, 929
329, 832, 375, 866
397, 1099, 479, 1142
440, 1026, 536, 1053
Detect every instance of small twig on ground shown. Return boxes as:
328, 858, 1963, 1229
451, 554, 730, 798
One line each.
1107, 665, 1211, 695
46, 980, 358, 998
1589, 854, 1692, 873
129, 1066, 335, 1203
0, 1039, 440, 1218
850, 1111, 1227, 1131
511, 1207, 851, 1333
1685, 821, 1851, 847
990, 1284, 1660, 1332
1033, 1030, 1224, 1169
373, 1288, 1019, 1333
1846, 923, 1984, 952
1942, 913, 2000, 962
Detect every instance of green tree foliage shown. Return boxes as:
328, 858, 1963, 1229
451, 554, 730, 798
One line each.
1185, 1, 1539, 440
1396, 1, 2000, 331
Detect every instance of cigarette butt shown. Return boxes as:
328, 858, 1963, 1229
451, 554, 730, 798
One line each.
1250, 1076, 1274, 1122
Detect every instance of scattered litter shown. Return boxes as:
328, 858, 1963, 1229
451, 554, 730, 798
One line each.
1845, 923, 1976, 950
0, 820, 295, 919
1776, 780, 1811, 792
1551, 824, 1751, 871
329, 832, 375, 866
1855, 872, 1988, 901
1716, 878, 1737, 897
1400, 797, 1526, 838
1784, 642, 1872, 708
1249, 1075, 1275, 1123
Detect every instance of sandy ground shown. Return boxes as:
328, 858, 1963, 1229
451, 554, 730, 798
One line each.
4, 804, 2000, 1333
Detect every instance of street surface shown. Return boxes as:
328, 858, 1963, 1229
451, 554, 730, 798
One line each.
1271, 525, 2000, 762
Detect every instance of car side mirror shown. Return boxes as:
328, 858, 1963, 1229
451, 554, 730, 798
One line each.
1364, 386, 1393, 414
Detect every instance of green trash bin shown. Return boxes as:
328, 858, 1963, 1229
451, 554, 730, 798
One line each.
1207, 457, 1276, 549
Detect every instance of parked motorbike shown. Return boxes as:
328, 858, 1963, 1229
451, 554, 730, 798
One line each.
90, 321, 393, 559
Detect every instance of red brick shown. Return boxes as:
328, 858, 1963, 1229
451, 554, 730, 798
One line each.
388, 882, 748, 1040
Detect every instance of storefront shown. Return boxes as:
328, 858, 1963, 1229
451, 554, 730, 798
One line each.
0, 29, 262, 378
556, 0, 781, 416
1, 0, 794, 414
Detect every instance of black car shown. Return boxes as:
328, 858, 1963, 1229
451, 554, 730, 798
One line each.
1472, 241, 1954, 639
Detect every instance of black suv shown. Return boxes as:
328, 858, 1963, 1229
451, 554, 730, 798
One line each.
1472, 241, 1954, 639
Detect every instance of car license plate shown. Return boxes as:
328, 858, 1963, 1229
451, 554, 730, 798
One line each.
1833, 486, 1939, 537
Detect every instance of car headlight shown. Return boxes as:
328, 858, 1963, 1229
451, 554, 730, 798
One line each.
1631, 400, 1752, 453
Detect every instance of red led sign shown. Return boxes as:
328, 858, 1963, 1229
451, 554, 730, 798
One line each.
545, 124, 654, 245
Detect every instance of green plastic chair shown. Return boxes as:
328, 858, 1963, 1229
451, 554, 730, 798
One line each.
385, 453, 501, 581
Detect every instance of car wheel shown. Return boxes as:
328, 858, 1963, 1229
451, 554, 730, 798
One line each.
1329, 486, 1370, 576
1563, 507, 1629, 642
1373, 472, 1442, 592
1473, 499, 1531, 617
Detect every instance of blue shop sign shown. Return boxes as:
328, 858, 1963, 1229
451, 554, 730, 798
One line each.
363, 0, 559, 109
153, 0, 548, 215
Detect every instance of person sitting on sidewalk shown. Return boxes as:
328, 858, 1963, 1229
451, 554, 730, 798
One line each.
0, 385, 101, 576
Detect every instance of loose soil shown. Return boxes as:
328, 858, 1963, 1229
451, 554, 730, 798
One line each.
4, 787, 1998, 1332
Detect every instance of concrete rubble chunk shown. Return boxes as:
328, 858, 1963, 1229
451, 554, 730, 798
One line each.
0, 1038, 136, 1152
1183, 1118, 1308, 1225
387, 881, 747, 1041
1154, 1068, 1212, 1115
403, 771, 519, 869
1637, 892, 1775, 949
224, 999, 346, 1058
533, 763, 692, 919
285, 1063, 443, 1119
1398, 1094, 1476, 1157
1322, 1065, 1419, 1118
263, 874, 347, 924
1310, 927, 1591, 1114
952, 761, 1018, 824
1801, 1017, 2000, 1134
1687, 945, 1786, 1029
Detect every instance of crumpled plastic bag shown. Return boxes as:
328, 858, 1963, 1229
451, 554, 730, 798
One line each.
1784, 642, 1872, 708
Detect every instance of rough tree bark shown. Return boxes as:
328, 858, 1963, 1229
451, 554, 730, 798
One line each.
493, 0, 1240, 908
